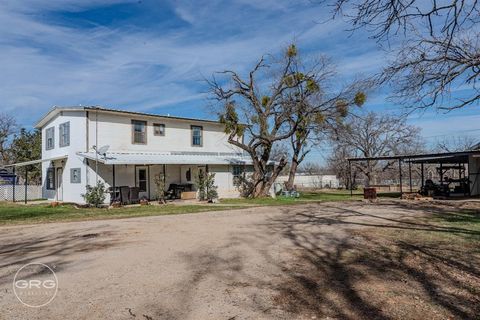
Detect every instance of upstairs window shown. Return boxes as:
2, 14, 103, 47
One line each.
153, 123, 165, 136
45, 127, 55, 150
132, 120, 147, 144
59, 122, 70, 147
191, 125, 203, 147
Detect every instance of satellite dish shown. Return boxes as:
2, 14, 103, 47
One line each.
96, 145, 110, 156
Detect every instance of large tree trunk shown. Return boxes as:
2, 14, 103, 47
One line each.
249, 157, 287, 198
286, 158, 299, 190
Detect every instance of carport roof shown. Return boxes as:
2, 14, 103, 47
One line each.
77, 151, 256, 165
347, 150, 480, 164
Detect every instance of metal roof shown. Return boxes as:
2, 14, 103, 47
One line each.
35, 105, 224, 128
347, 150, 480, 163
77, 151, 254, 165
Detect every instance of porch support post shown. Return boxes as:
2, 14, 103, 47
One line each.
408, 160, 412, 192
12, 166, 16, 202
147, 165, 151, 200
163, 164, 166, 184
421, 163, 424, 188
440, 163, 443, 185
399, 159, 403, 196
24, 167, 28, 204
112, 164, 116, 203
348, 160, 353, 197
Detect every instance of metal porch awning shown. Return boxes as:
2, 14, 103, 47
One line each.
77, 151, 254, 165
347, 150, 480, 163
2, 155, 68, 168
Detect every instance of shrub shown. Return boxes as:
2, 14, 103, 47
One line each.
194, 170, 207, 201
81, 181, 107, 207
205, 173, 218, 201
154, 172, 167, 204
195, 171, 218, 201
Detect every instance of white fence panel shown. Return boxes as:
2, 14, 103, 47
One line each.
276, 175, 340, 189
0, 185, 43, 201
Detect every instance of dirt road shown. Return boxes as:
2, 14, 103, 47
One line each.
0, 201, 477, 319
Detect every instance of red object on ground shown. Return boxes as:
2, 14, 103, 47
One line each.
364, 187, 377, 200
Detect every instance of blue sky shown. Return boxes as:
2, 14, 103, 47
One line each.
1, 0, 479, 161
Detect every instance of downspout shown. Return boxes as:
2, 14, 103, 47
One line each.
86, 110, 90, 187
95, 108, 99, 185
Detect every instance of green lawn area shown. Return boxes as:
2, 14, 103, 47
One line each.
0, 202, 244, 225
0, 190, 399, 225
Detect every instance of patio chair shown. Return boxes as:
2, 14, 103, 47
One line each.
165, 184, 176, 200
108, 187, 121, 204
119, 186, 130, 205
129, 187, 140, 204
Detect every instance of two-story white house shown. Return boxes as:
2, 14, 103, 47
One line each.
35, 106, 252, 204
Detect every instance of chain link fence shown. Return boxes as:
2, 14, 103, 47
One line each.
0, 185, 43, 201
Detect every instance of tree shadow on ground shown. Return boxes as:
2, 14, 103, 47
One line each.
0, 226, 124, 286
169, 202, 480, 319
259, 203, 480, 319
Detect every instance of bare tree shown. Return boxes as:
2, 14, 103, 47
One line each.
207, 44, 360, 197
327, 143, 357, 189
298, 162, 328, 175
285, 89, 366, 190
331, 111, 423, 186
435, 135, 478, 152
327, 0, 480, 110
0, 113, 17, 165
207, 45, 303, 197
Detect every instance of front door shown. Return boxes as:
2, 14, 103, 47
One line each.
136, 166, 149, 199
56, 168, 63, 201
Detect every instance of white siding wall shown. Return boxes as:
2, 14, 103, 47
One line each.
41, 110, 88, 203
210, 165, 241, 198
87, 111, 239, 154
40, 109, 245, 203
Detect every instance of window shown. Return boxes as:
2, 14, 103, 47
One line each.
132, 120, 147, 144
137, 168, 147, 192
232, 165, 244, 177
185, 168, 191, 182
70, 168, 81, 183
191, 125, 203, 146
232, 165, 244, 186
153, 123, 165, 136
45, 127, 55, 150
46, 168, 55, 190
59, 122, 70, 147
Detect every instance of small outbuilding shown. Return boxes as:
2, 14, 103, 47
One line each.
347, 148, 480, 198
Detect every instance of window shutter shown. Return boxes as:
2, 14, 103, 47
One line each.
65, 122, 70, 146
59, 124, 64, 147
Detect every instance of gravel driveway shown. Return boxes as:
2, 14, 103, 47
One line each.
0, 201, 443, 319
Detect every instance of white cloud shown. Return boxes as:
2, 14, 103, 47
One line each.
0, 0, 384, 128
